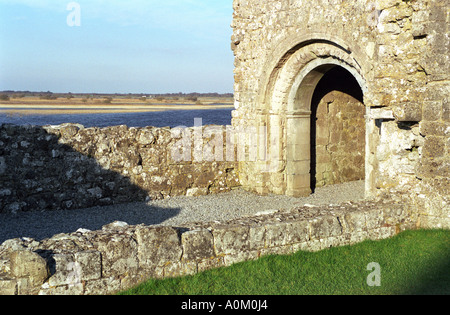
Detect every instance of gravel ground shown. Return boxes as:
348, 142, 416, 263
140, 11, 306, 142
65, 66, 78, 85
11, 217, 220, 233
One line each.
0, 180, 365, 243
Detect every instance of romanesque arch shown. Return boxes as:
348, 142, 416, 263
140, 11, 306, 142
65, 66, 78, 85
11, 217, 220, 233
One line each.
231, 0, 449, 227
241, 37, 372, 198
270, 40, 367, 197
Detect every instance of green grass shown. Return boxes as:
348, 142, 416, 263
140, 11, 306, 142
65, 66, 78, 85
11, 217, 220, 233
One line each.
119, 229, 449, 295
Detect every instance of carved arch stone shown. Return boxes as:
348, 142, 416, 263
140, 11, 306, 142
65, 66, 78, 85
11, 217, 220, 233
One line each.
251, 40, 371, 197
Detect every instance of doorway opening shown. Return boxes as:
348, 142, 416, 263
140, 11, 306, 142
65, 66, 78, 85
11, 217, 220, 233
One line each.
310, 66, 365, 192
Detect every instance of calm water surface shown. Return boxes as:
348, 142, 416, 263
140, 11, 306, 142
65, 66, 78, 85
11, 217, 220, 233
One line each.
0, 108, 233, 128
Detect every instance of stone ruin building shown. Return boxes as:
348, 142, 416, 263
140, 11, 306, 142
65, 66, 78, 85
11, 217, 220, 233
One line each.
231, 0, 449, 227
0, 0, 448, 295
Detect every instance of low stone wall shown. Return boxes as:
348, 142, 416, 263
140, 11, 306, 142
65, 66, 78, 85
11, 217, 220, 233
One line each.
0, 123, 239, 213
0, 197, 419, 295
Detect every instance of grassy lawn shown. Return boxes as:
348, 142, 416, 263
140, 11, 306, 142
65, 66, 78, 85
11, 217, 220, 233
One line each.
120, 229, 449, 295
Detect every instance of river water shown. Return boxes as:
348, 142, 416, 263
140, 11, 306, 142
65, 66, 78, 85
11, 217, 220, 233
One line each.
0, 108, 234, 128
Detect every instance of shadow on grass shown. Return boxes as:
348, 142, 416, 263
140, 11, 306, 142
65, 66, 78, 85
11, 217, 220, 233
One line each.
399, 235, 450, 295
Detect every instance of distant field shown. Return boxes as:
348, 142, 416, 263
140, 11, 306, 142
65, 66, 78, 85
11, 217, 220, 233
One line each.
0, 96, 234, 115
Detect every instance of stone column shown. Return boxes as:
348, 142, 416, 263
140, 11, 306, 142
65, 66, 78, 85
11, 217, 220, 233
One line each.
285, 111, 312, 197
252, 112, 270, 195
365, 107, 395, 198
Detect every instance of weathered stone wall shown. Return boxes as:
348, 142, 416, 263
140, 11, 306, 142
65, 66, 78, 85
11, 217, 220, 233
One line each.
0, 197, 418, 295
0, 0, 448, 296
313, 90, 366, 188
0, 123, 240, 213
230, 0, 449, 225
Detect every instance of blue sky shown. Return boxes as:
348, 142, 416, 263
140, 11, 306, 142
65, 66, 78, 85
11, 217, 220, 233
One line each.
0, 0, 234, 94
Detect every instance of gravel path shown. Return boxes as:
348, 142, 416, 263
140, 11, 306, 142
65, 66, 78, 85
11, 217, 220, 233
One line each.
0, 180, 365, 243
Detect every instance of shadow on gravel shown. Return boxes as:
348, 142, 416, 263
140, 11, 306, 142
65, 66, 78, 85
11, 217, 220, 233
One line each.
0, 124, 180, 243
0, 203, 181, 243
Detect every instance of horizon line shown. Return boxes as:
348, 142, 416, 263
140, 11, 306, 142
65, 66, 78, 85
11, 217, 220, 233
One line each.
0, 90, 234, 96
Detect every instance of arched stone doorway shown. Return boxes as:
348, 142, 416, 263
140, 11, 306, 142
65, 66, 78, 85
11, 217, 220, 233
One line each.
238, 39, 371, 198
283, 59, 367, 197
310, 66, 365, 192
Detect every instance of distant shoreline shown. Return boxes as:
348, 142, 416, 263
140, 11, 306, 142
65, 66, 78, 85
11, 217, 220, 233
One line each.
0, 105, 234, 116
0, 96, 235, 115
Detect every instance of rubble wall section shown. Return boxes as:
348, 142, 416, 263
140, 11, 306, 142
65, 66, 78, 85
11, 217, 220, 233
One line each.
0, 198, 418, 295
0, 123, 240, 213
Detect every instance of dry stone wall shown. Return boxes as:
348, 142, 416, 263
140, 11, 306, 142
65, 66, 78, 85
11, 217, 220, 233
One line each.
0, 123, 240, 214
0, 197, 418, 295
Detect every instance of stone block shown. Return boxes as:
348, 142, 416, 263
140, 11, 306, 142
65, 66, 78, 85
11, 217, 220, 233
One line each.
381, 205, 407, 225
223, 250, 259, 266
186, 187, 209, 197
310, 216, 343, 240
35, 249, 99, 290
264, 222, 287, 248
260, 245, 293, 257
94, 232, 139, 277
420, 216, 450, 230
286, 173, 310, 191
422, 101, 442, 121
10, 250, 49, 289
423, 136, 445, 158
443, 98, 449, 122
59, 124, 81, 140
249, 225, 266, 250
364, 209, 386, 230
286, 160, 310, 174
47, 254, 77, 287
137, 129, 156, 146
417, 158, 449, 178
393, 103, 422, 122
367, 227, 396, 241
74, 251, 101, 282
419, 121, 446, 137
212, 225, 250, 256
135, 226, 182, 269
198, 257, 225, 273
39, 282, 84, 296
286, 118, 310, 144
286, 144, 310, 162
83, 277, 121, 295
164, 261, 198, 278
0, 278, 17, 295
343, 211, 367, 233
265, 220, 309, 248
181, 229, 215, 261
